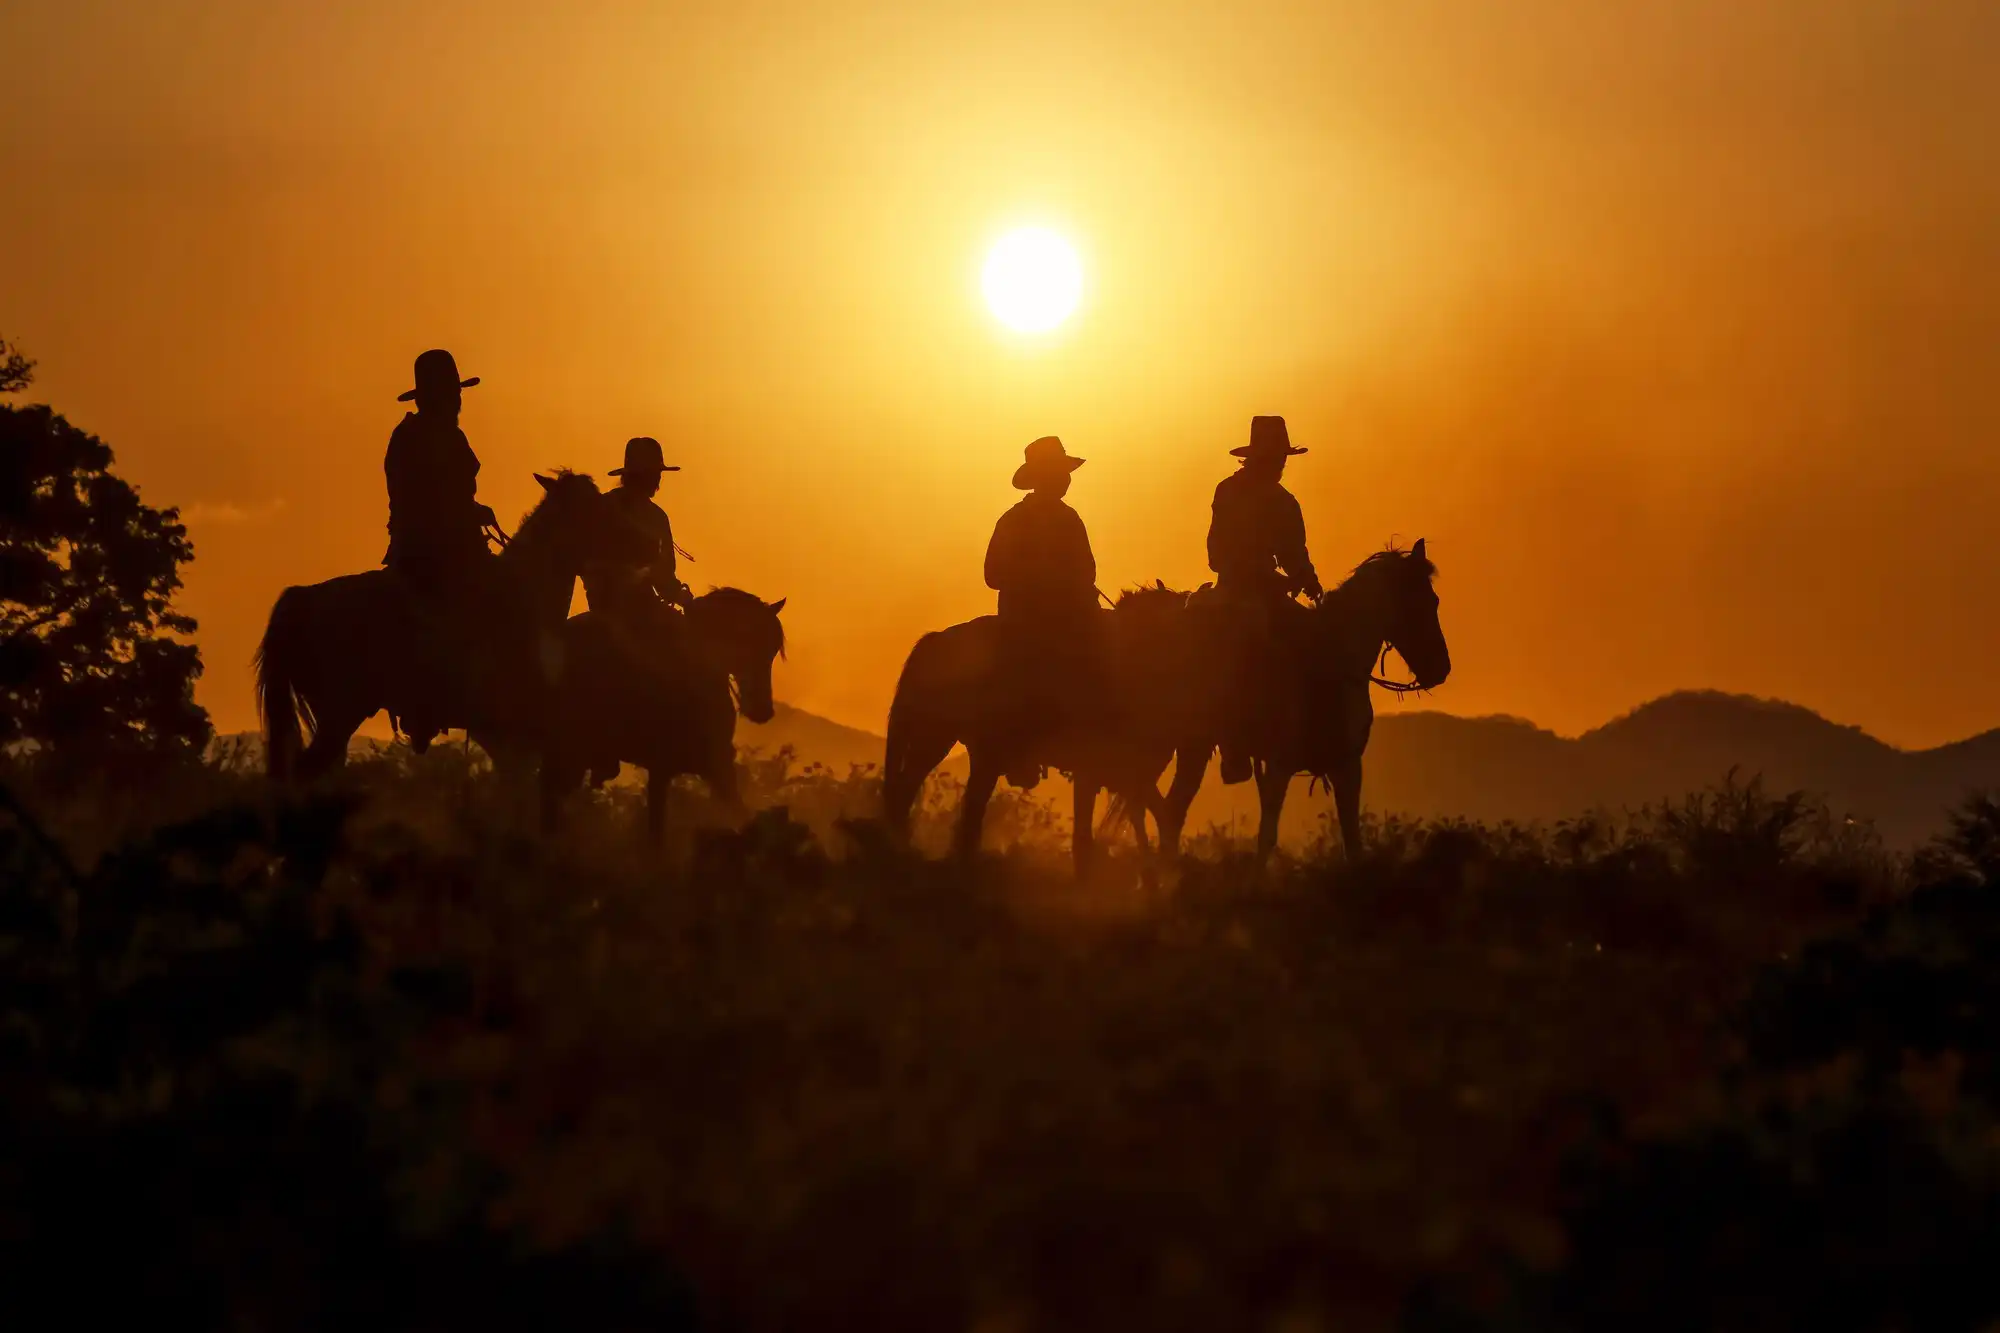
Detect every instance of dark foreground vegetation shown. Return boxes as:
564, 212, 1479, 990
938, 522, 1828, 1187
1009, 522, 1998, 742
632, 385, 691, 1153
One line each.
4, 748, 1999, 1332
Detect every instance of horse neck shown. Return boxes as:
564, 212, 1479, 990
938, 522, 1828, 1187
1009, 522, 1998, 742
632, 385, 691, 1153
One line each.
693, 599, 779, 671
685, 600, 746, 669
1315, 575, 1392, 674
497, 524, 574, 628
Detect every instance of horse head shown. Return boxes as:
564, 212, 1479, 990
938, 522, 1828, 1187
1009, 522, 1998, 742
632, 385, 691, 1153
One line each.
1325, 538, 1450, 690
685, 588, 787, 724
504, 471, 653, 621
519, 469, 645, 569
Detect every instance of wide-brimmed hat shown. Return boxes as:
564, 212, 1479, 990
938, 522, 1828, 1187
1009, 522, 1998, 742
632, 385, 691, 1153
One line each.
608, 436, 680, 476
1012, 435, 1086, 490
1230, 415, 1307, 459
397, 349, 479, 402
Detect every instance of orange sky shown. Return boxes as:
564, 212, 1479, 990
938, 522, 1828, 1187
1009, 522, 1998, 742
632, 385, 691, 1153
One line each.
6, 0, 1999, 746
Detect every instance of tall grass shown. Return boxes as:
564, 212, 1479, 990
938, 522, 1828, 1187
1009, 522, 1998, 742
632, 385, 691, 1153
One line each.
2, 754, 1991, 1330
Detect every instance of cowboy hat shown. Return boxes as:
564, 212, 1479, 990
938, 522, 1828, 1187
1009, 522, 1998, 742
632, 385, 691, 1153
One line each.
1012, 435, 1086, 489
1230, 415, 1308, 459
397, 348, 479, 402
608, 436, 681, 476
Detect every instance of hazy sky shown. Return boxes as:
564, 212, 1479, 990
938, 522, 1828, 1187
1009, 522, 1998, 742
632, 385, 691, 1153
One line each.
5, 0, 1998, 745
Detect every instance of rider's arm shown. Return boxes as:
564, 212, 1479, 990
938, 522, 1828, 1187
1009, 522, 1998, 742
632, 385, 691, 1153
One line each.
648, 508, 679, 593
1205, 482, 1229, 575
984, 509, 1014, 593
383, 424, 413, 504
1071, 505, 1096, 588
1276, 491, 1320, 597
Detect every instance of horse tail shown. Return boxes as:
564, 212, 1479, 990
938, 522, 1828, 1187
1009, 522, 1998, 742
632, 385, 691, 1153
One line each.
255, 587, 316, 782
882, 631, 950, 836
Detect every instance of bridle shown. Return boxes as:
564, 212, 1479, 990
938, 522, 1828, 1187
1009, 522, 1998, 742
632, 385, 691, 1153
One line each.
1370, 641, 1426, 695
1301, 586, 1426, 695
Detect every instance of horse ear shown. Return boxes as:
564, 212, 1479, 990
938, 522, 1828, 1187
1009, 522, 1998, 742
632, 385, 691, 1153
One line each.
1412, 537, 1427, 560
534, 473, 556, 492
766, 597, 787, 614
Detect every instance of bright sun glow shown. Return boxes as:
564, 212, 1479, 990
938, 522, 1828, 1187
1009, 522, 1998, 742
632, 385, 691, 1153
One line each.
982, 228, 1083, 333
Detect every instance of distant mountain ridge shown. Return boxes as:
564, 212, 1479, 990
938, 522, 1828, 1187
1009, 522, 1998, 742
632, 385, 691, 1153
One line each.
221, 691, 2000, 847
1357, 691, 2000, 845
744, 691, 2000, 847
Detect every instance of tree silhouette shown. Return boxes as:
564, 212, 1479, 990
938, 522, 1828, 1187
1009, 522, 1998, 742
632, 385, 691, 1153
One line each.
0, 337, 33, 395
1, 340, 209, 772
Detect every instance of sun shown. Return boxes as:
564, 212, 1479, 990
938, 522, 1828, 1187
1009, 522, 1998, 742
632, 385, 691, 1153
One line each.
982, 227, 1083, 333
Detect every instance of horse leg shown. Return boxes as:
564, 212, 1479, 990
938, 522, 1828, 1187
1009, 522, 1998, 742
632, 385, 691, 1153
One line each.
953, 748, 1001, 862
1072, 777, 1097, 879
1331, 756, 1363, 862
1120, 783, 1159, 890
884, 723, 955, 840
706, 739, 747, 825
1127, 791, 1153, 854
1160, 746, 1210, 858
1255, 762, 1289, 865
298, 705, 367, 782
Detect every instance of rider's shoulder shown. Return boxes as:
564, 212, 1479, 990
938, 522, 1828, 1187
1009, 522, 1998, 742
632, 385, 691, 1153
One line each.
1213, 468, 1257, 499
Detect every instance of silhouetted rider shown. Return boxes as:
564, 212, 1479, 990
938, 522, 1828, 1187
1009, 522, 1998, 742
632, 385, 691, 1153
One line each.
381, 348, 502, 748
583, 436, 693, 623
987, 436, 1097, 622
383, 349, 496, 592
1207, 415, 1319, 784
1209, 415, 1320, 605
985, 436, 1099, 784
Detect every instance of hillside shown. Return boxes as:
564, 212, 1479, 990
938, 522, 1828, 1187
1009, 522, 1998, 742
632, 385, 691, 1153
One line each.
1359, 691, 2000, 846
751, 690, 2000, 848
733, 703, 887, 773
219, 690, 2000, 847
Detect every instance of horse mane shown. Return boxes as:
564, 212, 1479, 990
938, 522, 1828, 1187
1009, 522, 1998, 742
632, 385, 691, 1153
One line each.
1335, 542, 1437, 592
511, 468, 601, 542
1113, 581, 1190, 613
693, 586, 786, 654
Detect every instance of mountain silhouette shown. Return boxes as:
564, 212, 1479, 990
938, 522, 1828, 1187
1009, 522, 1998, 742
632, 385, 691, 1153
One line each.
785, 689, 1995, 848
733, 703, 887, 773
221, 690, 2000, 847
1356, 691, 2000, 845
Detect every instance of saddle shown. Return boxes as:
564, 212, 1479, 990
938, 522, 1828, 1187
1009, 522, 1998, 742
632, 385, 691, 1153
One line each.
384, 558, 524, 750
989, 608, 1111, 788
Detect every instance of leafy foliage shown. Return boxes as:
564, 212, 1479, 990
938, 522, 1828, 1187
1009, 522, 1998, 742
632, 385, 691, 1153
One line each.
1415, 794, 2000, 1333
0, 344, 208, 771
0, 336, 33, 395
11, 752, 1985, 1329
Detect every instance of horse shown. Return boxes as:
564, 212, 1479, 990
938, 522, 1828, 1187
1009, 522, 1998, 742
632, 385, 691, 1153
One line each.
881, 601, 1190, 876
1156, 539, 1450, 863
255, 472, 628, 782
536, 588, 788, 844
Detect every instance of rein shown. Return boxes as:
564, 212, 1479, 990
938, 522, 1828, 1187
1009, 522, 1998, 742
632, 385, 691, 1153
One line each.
1310, 588, 1425, 695
1369, 642, 1425, 695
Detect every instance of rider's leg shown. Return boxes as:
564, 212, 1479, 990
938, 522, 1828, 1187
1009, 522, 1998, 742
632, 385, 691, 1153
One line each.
1220, 594, 1273, 785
